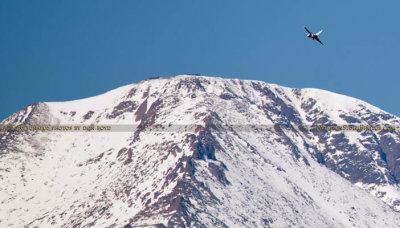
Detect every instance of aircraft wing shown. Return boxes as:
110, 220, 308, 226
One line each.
315, 37, 324, 45
304, 27, 311, 34
315, 29, 323, 36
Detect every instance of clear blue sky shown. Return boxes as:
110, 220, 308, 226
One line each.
1, 1, 399, 121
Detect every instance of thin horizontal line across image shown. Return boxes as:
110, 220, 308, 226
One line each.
0, 124, 398, 133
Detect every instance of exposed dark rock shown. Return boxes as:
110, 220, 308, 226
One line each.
117, 147, 128, 158
315, 151, 325, 165
83, 111, 95, 120
132, 99, 163, 143
129, 154, 222, 227
126, 88, 137, 98
273, 124, 301, 160
135, 99, 148, 122
85, 152, 104, 165
142, 88, 150, 99
339, 114, 362, 124
193, 131, 218, 161
378, 135, 400, 183
219, 93, 235, 100
252, 82, 302, 126
208, 162, 230, 185
108, 101, 137, 119
123, 149, 133, 165
176, 78, 205, 92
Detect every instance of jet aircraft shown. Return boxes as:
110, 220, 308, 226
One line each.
304, 27, 323, 45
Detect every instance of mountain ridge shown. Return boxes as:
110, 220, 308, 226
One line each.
1, 75, 399, 227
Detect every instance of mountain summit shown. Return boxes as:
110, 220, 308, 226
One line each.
1, 75, 400, 227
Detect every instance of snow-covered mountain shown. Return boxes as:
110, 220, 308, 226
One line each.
1, 75, 399, 227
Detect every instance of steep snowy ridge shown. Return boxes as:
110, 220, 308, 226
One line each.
0, 75, 399, 227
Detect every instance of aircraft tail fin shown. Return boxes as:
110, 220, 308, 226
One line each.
315, 29, 323, 36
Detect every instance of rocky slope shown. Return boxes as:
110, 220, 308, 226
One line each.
1, 75, 399, 227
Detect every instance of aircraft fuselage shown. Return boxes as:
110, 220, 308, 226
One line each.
307, 33, 317, 39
